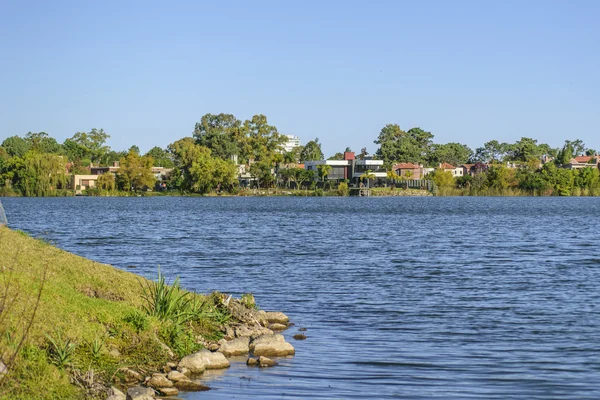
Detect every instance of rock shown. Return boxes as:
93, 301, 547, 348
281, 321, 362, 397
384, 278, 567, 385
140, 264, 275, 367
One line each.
258, 356, 278, 367
218, 337, 250, 357
265, 311, 289, 325
109, 347, 122, 358
147, 373, 173, 389
107, 386, 127, 400
0, 362, 6, 376
158, 341, 175, 359
269, 323, 287, 331
293, 334, 307, 340
126, 385, 155, 400
167, 370, 189, 383
173, 380, 210, 391
178, 349, 230, 373
166, 362, 177, 369
157, 387, 178, 397
250, 334, 295, 357
233, 324, 273, 339
298, 327, 307, 332
246, 357, 259, 366
123, 368, 144, 383
178, 367, 191, 377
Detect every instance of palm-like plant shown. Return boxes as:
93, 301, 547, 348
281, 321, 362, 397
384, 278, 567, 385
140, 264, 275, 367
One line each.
360, 171, 376, 189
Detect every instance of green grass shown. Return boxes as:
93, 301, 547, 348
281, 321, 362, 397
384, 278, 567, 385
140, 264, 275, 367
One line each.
0, 226, 227, 399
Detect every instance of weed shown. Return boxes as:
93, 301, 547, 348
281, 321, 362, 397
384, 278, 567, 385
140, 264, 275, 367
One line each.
46, 333, 76, 368
88, 337, 104, 360
123, 311, 149, 333
139, 267, 193, 324
241, 293, 257, 310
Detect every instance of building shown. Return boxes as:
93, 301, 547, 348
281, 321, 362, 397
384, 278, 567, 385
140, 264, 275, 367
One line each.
564, 155, 600, 170
71, 175, 99, 194
304, 152, 386, 183
392, 163, 422, 179
282, 135, 301, 153
91, 162, 120, 175
439, 163, 463, 177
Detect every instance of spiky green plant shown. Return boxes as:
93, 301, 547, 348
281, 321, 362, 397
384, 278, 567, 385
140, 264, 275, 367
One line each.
139, 267, 193, 324
46, 333, 76, 368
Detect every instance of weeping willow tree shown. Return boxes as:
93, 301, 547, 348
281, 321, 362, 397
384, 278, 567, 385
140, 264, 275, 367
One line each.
14, 151, 68, 197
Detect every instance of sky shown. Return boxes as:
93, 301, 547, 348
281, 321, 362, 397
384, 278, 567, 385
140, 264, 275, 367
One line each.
1, 0, 599, 156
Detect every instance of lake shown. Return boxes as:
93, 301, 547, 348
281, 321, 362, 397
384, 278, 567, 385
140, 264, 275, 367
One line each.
2, 196, 600, 399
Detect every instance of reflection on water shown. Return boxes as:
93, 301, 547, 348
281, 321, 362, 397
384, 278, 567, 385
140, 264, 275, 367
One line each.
3, 196, 600, 399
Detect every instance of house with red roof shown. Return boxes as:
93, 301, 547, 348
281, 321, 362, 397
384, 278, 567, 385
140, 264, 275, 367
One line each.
565, 155, 600, 170
392, 163, 422, 179
439, 163, 464, 177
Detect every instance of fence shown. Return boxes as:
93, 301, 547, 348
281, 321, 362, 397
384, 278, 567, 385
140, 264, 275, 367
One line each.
0, 200, 7, 226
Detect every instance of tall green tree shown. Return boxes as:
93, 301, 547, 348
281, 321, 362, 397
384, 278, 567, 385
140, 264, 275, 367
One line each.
193, 113, 242, 161
300, 138, 324, 161
472, 140, 510, 163
12, 151, 68, 196
118, 149, 155, 192
145, 147, 174, 168
242, 115, 285, 164
428, 142, 473, 166
24, 132, 62, 154
374, 124, 433, 165
1, 136, 30, 158
66, 129, 110, 164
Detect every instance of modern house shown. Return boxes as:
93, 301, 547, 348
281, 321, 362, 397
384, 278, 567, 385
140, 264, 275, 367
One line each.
282, 135, 301, 153
70, 175, 99, 193
304, 152, 386, 183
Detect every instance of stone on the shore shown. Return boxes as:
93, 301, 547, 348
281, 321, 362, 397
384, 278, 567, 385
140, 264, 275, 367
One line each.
167, 370, 189, 383
147, 373, 173, 388
246, 357, 259, 366
298, 327, 307, 332
179, 367, 191, 377
157, 387, 178, 397
123, 368, 144, 383
107, 386, 126, 400
250, 334, 295, 357
233, 324, 273, 339
218, 336, 250, 357
173, 380, 210, 391
269, 323, 287, 331
265, 311, 289, 325
258, 356, 278, 367
293, 334, 307, 340
178, 349, 230, 373
126, 386, 155, 400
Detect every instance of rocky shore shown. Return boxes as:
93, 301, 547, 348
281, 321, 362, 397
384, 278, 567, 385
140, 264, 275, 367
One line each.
108, 295, 297, 400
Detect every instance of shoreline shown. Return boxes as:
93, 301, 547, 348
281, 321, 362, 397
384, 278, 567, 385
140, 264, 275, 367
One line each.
0, 227, 298, 400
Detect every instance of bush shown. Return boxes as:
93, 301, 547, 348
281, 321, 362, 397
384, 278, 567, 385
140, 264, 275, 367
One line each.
337, 182, 349, 196
123, 310, 149, 333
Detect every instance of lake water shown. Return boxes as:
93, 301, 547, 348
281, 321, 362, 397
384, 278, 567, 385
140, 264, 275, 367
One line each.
2, 197, 600, 399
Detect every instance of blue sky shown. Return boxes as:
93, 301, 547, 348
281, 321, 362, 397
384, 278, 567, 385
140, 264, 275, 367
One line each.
1, 0, 598, 156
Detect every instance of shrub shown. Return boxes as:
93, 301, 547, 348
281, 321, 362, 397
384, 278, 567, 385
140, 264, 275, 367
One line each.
337, 182, 349, 196
123, 310, 149, 333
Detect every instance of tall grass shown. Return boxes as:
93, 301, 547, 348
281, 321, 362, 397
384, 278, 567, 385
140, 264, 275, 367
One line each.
139, 268, 193, 324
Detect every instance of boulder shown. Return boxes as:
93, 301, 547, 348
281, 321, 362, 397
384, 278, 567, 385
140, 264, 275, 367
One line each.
178, 350, 230, 373
250, 334, 295, 357
233, 324, 273, 339
298, 327, 307, 332
123, 368, 144, 383
258, 356, 278, 367
157, 387, 178, 397
218, 337, 250, 357
265, 311, 289, 325
293, 334, 307, 340
146, 373, 173, 389
173, 380, 210, 391
167, 370, 189, 383
126, 386, 155, 400
179, 367, 191, 377
107, 386, 126, 400
269, 323, 287, 331
246, 357, 259, 366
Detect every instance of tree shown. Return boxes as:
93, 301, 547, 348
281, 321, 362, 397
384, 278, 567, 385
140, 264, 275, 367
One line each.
118, 149, 155, 192
145, 147, 174, 168
249, 161, 275, 188
317, 164, 332, 181
328, 152, 344, 160
193, 113, 242, 160
2, 136, 30, 158
168, 138, 237, 193
428, 142, 473, 166
555, 141, 575, 165
12, 151, 68, 196
24, 132, 62, 154
97, 173, 116, 191
374, 124, 433, 165
300, 138, 324, 162
359, 171, 376, 189
359, 147, 368, 160
67, 129, 110, 164
429, 169, 454, 188
507, 137, 542, 162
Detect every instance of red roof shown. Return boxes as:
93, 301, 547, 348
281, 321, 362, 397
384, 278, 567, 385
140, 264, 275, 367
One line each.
440, 162, 456, 169
574, 156, 592, 163
393, 163, 420, 170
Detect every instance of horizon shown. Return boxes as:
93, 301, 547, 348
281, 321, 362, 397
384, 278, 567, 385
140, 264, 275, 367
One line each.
1, 0, 599, 155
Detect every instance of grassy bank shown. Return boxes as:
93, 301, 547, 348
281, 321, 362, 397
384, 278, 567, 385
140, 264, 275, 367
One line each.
0, 226, 230, 399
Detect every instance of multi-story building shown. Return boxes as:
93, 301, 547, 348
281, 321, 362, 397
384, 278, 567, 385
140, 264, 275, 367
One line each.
304, 152, 386, 183
282, 135, 301, 153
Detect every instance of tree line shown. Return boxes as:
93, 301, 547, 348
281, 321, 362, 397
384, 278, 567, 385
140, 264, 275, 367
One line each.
0, 114, 598, 196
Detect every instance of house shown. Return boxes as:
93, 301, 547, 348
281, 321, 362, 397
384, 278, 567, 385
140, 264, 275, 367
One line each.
439, 163, 463, 177
70, 175, 99, 194
151, 167, 173, 180
91, 162, 120, 175
565, 155, 600, 170
392, 163, 422, 179
304, 152, 386, 183
459, 163, 488, 176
